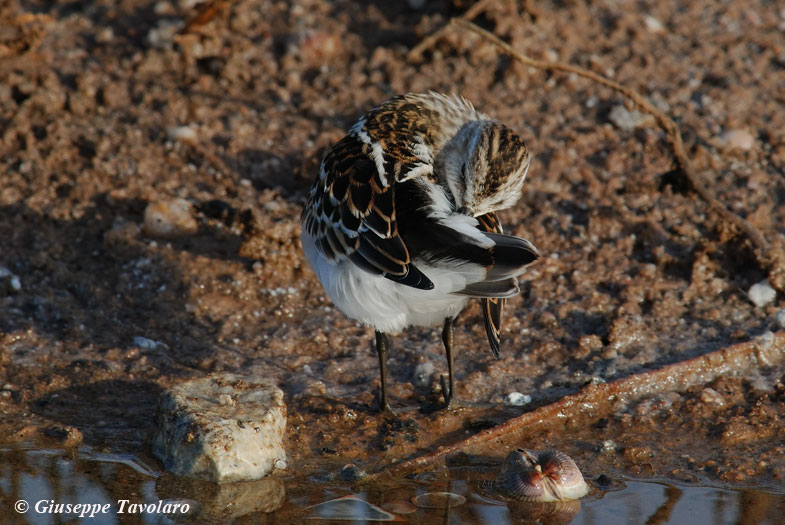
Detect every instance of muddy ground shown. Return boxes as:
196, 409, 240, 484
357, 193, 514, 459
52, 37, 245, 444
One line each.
2, 0, 785, 503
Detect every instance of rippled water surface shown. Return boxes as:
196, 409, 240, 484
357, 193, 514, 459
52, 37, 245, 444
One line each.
2, 447, 783, 524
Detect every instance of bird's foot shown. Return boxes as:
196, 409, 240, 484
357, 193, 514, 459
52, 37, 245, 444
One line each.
440, 374, 467, 411
374, 388, 398, 416
379, 402, 398, 417
440, 375, 490, 411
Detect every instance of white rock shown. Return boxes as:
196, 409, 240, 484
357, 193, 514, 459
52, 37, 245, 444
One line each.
748, 280, 776, 308
776, 309, 785, 329
143, 198, 198, 239
148, 20, 180, 48
0, 266, 21, 293
700, 387, 725, 406
166, 125, 198, 146
412, 361, 435, 388
152, 373, 287, 482
717, 129, 754, 151
504, 392, 532, 406
132, 336, 167, 350
609, 105, 654, 130
643, 15, 665, 33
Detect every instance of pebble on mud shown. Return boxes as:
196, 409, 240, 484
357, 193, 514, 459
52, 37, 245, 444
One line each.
608, 105, 655, 130
412, 361, 435, 388
166, 125, 198, 146
748, 280, 776, 308
776, 309, 785, 329
143, 198, 198, 239
504, 392, 532, 406
643, 15, 665, 33
151, 373, 287, 483
0, 266, 21, 294
716, 129, 755, 151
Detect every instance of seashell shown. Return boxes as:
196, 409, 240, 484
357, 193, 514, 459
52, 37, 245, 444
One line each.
495, 449, 588, 502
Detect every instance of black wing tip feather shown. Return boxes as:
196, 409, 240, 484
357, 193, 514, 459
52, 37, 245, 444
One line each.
385, 263, 434, 290
485, 233, 539, 264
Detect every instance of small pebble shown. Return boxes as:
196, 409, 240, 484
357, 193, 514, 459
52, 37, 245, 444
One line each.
643, 15, 665, 33
147, 20, 180, 48
0, 266, 21, 293
775, 309, 785, 329
143, 198, 198, 239
166, 125, 198, 146
700, 387, 725, 406
609, 105, 655, 130
132, 336, 166, 350
504, 392, 532, 406
412, 361, 435, 388
748, 280, 776, 307
339, 463, 365, 481
600, 440, 616, 452
756, 331, 775, 352
717, 129, 754, 151
95, 27, 114, 43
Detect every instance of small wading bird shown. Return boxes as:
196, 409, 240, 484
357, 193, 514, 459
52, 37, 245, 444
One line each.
300, 92, 539, 413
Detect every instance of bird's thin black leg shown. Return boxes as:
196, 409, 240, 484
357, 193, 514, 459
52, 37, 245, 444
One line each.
375, 331, 395, 414
441, 317, 459, 409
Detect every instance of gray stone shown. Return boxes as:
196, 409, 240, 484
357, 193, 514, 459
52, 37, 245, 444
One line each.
609, 105, 655, 130
748, 280, 776, 308
152, 373, 287, 482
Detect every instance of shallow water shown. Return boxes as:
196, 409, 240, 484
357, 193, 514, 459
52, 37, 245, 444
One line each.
2, 447, 783, 524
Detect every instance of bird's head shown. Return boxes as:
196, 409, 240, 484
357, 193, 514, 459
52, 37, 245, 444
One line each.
440, 120, 530, 216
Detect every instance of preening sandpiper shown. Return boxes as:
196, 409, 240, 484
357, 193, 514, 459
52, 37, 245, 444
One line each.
301, 92, 539, 413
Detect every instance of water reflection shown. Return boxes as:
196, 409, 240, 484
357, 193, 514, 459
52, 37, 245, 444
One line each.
1, 447, 784, 524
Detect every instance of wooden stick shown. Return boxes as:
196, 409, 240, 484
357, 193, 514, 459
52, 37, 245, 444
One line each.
365, 331, 785, 481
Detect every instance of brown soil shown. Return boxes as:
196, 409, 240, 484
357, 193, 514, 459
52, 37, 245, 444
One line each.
2, 0, 785, 493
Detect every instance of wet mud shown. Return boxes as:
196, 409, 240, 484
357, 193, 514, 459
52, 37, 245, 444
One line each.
2, 0, 785, 516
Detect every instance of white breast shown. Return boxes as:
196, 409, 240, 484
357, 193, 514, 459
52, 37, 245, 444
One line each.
301, 230, 475, 333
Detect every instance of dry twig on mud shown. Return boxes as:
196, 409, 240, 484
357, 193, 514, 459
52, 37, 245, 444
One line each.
179, 0, 230, 35
409, 13, 784, 289
365, 332, 785, 480
408, 0, 498, 61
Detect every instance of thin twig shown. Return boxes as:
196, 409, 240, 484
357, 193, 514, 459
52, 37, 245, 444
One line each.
410, 15, 781, 284
454, 19, 770, 260
407, 0, 497, 61
364, 331, 785, 481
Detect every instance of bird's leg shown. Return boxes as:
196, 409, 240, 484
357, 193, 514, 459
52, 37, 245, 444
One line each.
375, 331, 396, 415
440, 317, 459, 409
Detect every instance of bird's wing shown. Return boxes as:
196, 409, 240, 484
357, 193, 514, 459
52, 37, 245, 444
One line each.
301, 97, 440, 290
